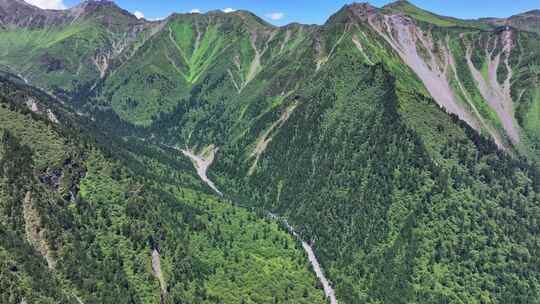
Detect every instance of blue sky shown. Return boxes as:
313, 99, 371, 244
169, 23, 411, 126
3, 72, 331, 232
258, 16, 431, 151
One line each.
30, 0, 540, 25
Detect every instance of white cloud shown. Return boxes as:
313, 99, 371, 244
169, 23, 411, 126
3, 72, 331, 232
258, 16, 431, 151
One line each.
190, 9, 201, 14
133, 11, 145, 19
222, 8, 235, 13
265, 12, 285, 20
24, 0, 66, 10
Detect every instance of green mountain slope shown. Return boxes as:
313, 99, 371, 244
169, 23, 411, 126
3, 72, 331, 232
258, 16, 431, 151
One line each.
3, 0, 539, 158
217, 46, 540, 303
0, 0, 160, 98
1, 1, 540, 303
0, 77, 326, 303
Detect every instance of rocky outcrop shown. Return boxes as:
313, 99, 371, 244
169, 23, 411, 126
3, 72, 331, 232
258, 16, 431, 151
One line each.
39, 158, 86, 201
181, 146, 223, 196
25, 96, 60, 124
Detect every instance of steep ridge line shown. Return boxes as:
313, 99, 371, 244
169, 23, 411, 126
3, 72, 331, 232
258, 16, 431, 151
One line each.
367, 13, 483, 134
178, 145, 338, 303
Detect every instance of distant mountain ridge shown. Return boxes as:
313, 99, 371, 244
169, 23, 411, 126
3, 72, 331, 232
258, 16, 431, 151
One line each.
485, 9, 540, 34
1, 0, 538, 195
0, 0, 140, 28
1, 0, 538, 181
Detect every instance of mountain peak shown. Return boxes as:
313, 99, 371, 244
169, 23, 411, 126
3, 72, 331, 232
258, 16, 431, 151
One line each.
484, 8, 540, 34
344, 2, 378, 13
383, 0, 425, 13
170, 9, 272, 29
513, 9, 540, 18
521, 9, 540, 15
0, 0, 38, 10
329, 2, 379, 23
69, 0, 123, 15
0, 0, 33, 8
67, 0, 143, 28
324, 2, 380, 26
383, 0, 413, 8
74, 0, 117, 9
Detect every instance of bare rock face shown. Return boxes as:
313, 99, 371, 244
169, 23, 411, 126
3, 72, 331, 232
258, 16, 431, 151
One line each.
327, 2, 379, 25
39, 157, 86, 201
0, 0, 67, 28
324, 2, 518, 149
365, 11, 484, 135
465, 28, 520, 145
346, 2, 379, 17
507, 10, 540, 33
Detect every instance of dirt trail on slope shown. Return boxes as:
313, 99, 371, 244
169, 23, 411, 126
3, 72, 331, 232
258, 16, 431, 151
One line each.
316, 29, 348, 71
465, 29, 520, 144
249, 101, 298, 176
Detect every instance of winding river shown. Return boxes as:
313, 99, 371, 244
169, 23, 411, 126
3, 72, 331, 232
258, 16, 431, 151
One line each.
181, 147, 338, 304
269, 214, 338, 304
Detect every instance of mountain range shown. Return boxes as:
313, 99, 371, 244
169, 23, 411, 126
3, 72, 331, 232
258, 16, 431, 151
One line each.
0, 0, 539, 303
